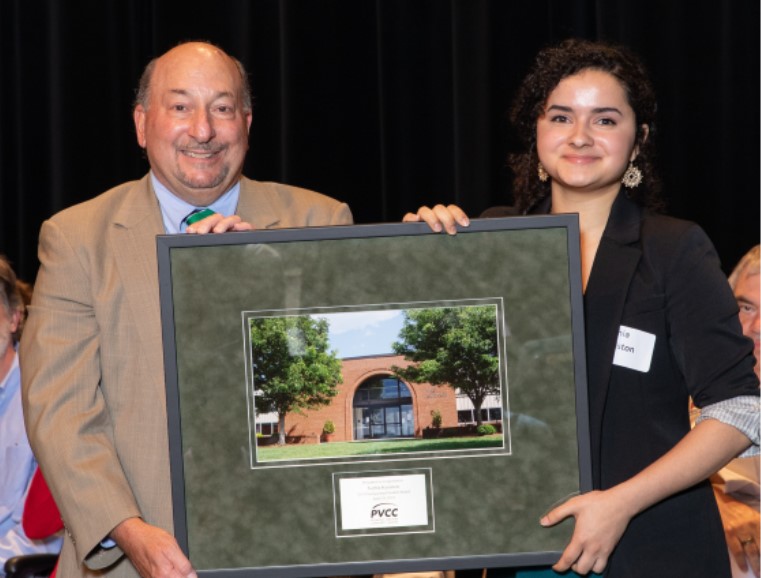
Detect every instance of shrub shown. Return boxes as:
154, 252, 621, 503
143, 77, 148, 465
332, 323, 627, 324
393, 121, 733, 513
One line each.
476, 424, 497, 436
430, 409, 443, 429
322, 420, 336, 434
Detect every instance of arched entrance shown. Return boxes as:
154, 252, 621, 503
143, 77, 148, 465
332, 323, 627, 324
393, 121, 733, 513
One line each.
352, 375, 414, 440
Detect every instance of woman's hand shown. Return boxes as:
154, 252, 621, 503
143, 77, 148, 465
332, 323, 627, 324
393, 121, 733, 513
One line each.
402, 204, 470, 235
542, 419, 754, 575
540, 489, 634, 575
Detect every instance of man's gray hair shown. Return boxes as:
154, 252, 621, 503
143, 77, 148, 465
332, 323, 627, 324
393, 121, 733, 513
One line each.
728, 245, 760, 290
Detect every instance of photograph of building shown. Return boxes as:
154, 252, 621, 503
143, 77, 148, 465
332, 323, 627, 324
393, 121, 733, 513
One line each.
249, 303, 505, 447
255, 353, 503, 444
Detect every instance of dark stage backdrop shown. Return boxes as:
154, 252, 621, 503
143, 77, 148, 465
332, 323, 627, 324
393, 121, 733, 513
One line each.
1, 0, 759, 282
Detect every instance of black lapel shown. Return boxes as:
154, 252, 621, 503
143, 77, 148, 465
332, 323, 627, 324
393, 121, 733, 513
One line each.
582, 193, 643, 485
529, 193, 644, 485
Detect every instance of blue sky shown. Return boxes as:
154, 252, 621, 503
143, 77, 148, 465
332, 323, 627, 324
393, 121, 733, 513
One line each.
313, 309, 404, 359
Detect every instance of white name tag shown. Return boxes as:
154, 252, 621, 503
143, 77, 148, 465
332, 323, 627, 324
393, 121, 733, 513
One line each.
613, 325, 656, 373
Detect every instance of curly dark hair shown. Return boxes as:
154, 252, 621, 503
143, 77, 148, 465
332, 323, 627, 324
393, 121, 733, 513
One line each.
508, 38, 662, 212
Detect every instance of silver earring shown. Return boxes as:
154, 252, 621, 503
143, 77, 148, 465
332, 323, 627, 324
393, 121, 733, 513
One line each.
621, 162, 643, 188
537, 162, 549, 182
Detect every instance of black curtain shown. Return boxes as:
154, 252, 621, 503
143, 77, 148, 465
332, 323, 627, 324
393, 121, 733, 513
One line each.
1, 0, 758, 282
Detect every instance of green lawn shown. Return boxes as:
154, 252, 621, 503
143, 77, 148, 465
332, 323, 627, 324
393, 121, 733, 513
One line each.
257, 434, 503, 461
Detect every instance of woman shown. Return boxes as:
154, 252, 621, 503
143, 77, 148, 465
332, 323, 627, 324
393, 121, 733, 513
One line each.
406, 39, 760, 577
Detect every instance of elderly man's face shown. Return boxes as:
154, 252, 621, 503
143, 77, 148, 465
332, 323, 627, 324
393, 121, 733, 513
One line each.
735, 272, 760, 378
134, 43, 252, 207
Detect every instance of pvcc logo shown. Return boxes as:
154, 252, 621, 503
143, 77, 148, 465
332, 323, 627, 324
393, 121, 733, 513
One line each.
370, 502, 399, 519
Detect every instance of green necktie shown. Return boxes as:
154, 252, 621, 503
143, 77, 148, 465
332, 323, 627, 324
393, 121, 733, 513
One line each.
183, 208, 216, 227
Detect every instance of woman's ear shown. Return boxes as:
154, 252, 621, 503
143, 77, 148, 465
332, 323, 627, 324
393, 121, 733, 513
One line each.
640, 124, 650, 144
631, 124, 650, 161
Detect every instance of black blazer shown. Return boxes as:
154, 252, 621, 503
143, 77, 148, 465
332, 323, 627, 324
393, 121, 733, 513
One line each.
484, 193, 759, 577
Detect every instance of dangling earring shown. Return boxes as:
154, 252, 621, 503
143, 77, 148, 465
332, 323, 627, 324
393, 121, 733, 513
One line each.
621, 162, 643, 188
537, 162, 549, 182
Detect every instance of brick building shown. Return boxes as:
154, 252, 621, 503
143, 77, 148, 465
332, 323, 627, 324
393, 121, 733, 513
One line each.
265, 354, 459, 443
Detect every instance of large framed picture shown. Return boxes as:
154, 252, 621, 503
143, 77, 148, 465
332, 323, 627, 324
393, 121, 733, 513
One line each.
157, 216, 591, 577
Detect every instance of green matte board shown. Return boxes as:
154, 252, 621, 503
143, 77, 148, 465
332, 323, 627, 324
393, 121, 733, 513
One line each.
157, 217, 591, 577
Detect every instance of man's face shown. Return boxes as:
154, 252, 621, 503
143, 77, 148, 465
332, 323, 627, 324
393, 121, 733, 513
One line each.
734, 272, 760, 378
133, 43, 252, 206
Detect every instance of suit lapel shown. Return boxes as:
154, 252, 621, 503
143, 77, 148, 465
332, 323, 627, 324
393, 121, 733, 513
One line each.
110, 177, 166, 387
108, 176, 277, 381
237, 177, 280, 229
103, 177, 301, 391
583, 194, 642, 485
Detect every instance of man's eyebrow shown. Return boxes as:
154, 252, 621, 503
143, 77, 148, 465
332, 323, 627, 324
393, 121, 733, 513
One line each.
166, 89, 236, 100
213, 90, 236, 100
736, 295, 756, 306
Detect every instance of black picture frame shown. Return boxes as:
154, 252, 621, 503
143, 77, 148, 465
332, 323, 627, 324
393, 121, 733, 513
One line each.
157, 216, 591, 577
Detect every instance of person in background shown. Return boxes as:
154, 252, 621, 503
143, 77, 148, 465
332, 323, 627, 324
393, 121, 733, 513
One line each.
21, 41, 351, 578
0, 257, 61, 574
729, 246, 760, 379
13, 281, 32, 330
406, 38, 759, 577
711, 245, 760, 578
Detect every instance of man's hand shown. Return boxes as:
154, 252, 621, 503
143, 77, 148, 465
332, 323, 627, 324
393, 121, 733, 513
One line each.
540, 489, 633, 575
713, 485, 761, 577
402, 204, 469, 235
111, 517, 197, 578
186, 213, 252, 234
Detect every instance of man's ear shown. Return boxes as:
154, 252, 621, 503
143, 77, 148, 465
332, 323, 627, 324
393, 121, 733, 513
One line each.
134, 105, 147, 148
10, 308, 21, 334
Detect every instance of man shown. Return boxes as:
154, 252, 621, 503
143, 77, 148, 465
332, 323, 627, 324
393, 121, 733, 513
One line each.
713, 245, 760, 578
0, 258, 61, 573
21, 42, 352, 578
729, 246, 760, 379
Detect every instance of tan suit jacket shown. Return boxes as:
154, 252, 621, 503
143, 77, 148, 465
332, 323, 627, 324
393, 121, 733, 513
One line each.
20, 175, 352, 577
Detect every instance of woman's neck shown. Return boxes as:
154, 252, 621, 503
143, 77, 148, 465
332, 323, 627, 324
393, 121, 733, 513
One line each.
551, 187, 619, 292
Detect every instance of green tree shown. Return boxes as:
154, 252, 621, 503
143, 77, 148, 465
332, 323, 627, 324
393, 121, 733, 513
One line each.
250, 316, 342, 445
392, 306, 500, 426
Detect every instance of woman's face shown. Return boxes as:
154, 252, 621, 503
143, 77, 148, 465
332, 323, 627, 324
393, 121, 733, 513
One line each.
536, 69, 642, 198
